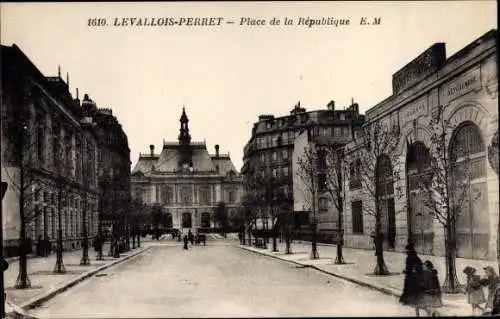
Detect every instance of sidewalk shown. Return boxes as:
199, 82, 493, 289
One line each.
237, 240, 497, 317
4, 242, 151, 314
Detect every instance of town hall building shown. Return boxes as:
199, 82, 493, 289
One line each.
131, 108, 243, 235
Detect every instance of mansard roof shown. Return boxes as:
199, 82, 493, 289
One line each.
132, 141, 239, 176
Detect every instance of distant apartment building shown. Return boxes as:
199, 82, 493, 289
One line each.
242, 101, 364, 236
78, 94, 131, 240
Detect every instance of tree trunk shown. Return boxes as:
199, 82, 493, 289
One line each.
247, 227, 252, 246
132, 229, 136, 249
15, 143, 31, 289
272, 209, 278, 252
15, 206, 31, 288
80, 199, 90, 266
54, 188, 66, 273
442, 225, 463, 293
335, 203, 345, 264
310, 221, 319, 259
373, 212, 389, 275
285, 223, 292, 254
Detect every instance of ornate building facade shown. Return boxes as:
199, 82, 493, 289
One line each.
1, 45, 100, 256
343, 29, 498, 260
131, 108, 243, 234
242, 101, 364, 237
80, 95, 131, 241
292, 101, 365, 241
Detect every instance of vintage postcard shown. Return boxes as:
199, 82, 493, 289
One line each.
1, 1, 498, 318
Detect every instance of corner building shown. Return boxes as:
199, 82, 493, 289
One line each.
1, 45, 100, 256
343, 30, 498, 260
131, 108, 243, 234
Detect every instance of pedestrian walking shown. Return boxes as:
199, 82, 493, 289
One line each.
44, 236, 51, 256
36, 235, 43, 256
399, 244, 428, 317
464, 266, 486, 315
183, 235, 189, 250
482, 266, 500, 312
490, 285, 500, 316
421, 260, 443, 315
188, 230, 194, 245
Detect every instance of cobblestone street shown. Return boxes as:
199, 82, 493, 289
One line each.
29, 241, 415, 318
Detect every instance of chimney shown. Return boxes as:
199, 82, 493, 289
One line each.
215, 144, 220, 157
150, 144, 154, 156
327, 100, 335, 111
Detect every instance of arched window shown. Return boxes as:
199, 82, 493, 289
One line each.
376, 154, 396, 248
162, 186, 173, 204
201, 212, 211, 228
163, 213, 173, 228
349, 159, 362, 189
182, 212, 192, 228
406, 141, 433, 254
450, 122, 488, 259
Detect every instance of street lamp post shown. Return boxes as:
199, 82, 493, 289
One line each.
80, 199, 91, 265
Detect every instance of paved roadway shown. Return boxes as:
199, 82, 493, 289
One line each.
29, 241, 415, 318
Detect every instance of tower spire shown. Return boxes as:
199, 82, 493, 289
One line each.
179, 107, 191, 145
58, 65, 61, 78
178, 107, 193, 167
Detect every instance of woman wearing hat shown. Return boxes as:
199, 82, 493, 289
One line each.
481, 266, 500, 312
400, 244, 428, 316
463, 266, 486, 315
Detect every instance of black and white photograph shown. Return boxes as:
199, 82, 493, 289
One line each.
0, 1, 498, 318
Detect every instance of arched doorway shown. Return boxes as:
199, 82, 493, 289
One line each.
406, 142, 434, 254
376, 154, 396, 249
201, 212, 211, 228
182, 212, 192, 228
163, 213, 173, 229
450, 122, 488, 259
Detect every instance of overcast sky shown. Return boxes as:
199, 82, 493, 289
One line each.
1, 1, 497, 171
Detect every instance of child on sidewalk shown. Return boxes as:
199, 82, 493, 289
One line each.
464, 266, 486, 315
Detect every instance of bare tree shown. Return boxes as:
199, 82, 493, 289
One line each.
411, 105, 479, 293
2, 80, 51, 288
296, 143, 321, 259
240, 192, 258, 246
349, 120, 403, 275
324, 145, 348, 264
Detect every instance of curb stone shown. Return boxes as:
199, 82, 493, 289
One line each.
20, 246, 151, 311
236, 245, 400, 297
237, 245, 466, 316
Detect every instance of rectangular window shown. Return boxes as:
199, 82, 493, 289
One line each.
341, 126, 348, 137
53, 126, 60, 171
334, 127, 341, 137
36, 122, 45, 163
340, 113, 346, 121
272, 168, 277, 178
283, 166, 289, 176
318, 198, 328, 212
282, 149, 288, 159
318, 173, 326, 191
351, 200, 364, 234
272, 151, 277, 161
